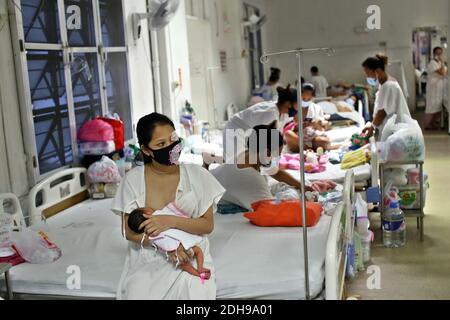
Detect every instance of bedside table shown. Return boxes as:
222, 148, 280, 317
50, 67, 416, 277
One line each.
0, 263, 13, 300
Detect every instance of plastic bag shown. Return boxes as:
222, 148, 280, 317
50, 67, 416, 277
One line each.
10, 229, 62, 264
87, 156, 122, 184
78, 119, 114, 143
379, 117, 425, 162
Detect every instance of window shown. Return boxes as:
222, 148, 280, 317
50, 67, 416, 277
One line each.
11, 0, 132, 179
244, 3, 264, 91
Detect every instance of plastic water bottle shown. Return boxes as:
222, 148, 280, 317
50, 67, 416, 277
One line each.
382, 201, 406, 248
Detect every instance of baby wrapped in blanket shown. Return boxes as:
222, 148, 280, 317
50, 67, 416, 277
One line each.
128, 203, 210, 283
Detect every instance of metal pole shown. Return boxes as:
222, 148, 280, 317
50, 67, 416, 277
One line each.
295, 52, 310, 300
260, 47, 332, 301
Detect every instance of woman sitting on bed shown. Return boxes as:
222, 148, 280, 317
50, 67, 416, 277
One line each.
111, 113, 225, 300
210, 123, 334, 211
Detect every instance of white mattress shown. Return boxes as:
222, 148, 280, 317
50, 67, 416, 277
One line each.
6, 199, 332, 300
211, 213, 332, 299
287, 162, 371, 183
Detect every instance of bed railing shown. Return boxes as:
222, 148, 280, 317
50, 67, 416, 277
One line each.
325, 170, 355, 300
28, 168, 89, 226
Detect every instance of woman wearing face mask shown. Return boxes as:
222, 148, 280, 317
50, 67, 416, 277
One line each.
361, 54, 412, 138
223, 86, 297, 164
425, 47, 449, 130
112, 113, 225, 300
212, 123, 334, 211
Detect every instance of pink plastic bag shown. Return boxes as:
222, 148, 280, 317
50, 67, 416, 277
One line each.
78, 119, 114, 143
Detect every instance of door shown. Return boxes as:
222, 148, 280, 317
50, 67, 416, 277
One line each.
186, 17, 214, 124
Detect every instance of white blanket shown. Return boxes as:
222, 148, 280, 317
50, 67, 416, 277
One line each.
6, 199, 332, 299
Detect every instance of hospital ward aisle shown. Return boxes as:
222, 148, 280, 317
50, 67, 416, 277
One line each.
348, 128, 450, 300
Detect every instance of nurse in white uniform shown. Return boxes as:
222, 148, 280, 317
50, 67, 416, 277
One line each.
424, 46, 449, 130
361, 54, 412, 138
224, 86, 297, 163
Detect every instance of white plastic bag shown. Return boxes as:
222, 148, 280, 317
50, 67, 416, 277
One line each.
87, 156, 122, 184
379, 117, 425, 162
10, 229, 62, 264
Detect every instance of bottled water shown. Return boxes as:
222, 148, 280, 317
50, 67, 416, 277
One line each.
382, 201, 406, 248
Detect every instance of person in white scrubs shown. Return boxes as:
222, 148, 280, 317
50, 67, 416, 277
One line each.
424, 47, 449, 130
251, 67, 282, 102
112, 113, 225, 300
310, 66, 330, 98
361, 54, 412, 138
224, 86, 297, 164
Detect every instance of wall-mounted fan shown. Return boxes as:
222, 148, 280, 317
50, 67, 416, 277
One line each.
242, 13, 267, 35
132, 0, 181, 41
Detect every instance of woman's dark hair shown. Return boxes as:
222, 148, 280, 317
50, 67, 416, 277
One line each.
362, 53, 389, 71
246, 122, 284, 156
277, 85, 298, 105
269, 67, 281, 83
136, 113, 175, 164
311, 66, 319, 74
302, 83, 316, 95
433, 47, 443, 56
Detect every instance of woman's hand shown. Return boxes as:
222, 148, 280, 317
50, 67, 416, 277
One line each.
167, 245, 194, 266
140, 215, 176, 237
361, 123, 374, 138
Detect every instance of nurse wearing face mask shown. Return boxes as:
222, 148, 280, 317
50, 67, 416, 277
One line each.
424, 47, 449, 130
223, 86, 297, 164
361, 54, 412, 138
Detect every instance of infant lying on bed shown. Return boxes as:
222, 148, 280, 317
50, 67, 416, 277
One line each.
128, 203, 211, 282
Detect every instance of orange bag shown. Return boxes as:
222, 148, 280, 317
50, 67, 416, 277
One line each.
244, 200, 323, 227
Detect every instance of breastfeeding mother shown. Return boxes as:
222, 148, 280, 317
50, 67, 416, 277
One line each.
112, 113, 225, 300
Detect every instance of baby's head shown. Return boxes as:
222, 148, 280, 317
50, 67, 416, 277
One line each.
128, 209, 148, 234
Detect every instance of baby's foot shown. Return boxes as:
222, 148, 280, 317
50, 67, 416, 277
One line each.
199, 268, 211, 282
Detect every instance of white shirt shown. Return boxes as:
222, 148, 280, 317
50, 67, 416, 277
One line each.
111, 163, 225, 300
374, 79, 411, 133
311, 75, 329, 98
306, 102, 326, 121
211, 165, 273, 211
426, 59, 448, 113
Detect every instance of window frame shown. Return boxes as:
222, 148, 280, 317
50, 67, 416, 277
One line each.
9, 0, 134, 184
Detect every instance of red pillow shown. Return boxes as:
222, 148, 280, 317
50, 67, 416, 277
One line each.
244, 200, 323, 227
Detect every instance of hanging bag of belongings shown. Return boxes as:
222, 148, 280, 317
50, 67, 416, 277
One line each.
87, 156, 122, 199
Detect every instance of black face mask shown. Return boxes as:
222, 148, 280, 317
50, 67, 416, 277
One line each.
149, 140, 182, 166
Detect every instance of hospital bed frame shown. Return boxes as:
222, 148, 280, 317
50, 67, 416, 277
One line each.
3, 168, 356, 300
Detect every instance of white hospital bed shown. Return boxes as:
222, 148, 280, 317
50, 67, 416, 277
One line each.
2, 168, 355, 300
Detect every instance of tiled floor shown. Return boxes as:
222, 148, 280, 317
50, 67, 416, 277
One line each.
347, 129, 450, 300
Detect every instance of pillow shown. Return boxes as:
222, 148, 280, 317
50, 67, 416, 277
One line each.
244, 200, 323, 227
318, 101, 338, 114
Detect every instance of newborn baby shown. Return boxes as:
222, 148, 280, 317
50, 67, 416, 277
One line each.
128, 204, 211, 282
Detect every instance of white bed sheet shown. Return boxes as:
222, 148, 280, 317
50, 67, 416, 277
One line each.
287, 163, 371, 183
211, 213, 332, 300
6, 200, 332, 300
326, 126, 361, 143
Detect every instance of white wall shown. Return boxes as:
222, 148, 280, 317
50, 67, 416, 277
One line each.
263, 0, 450, 108
162, 0, 269, 126
158, 0, 193, 123
123, 0, 156, 134
0, 0, 29, 196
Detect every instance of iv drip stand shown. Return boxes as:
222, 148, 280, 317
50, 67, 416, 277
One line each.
260, 47, 334, 300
